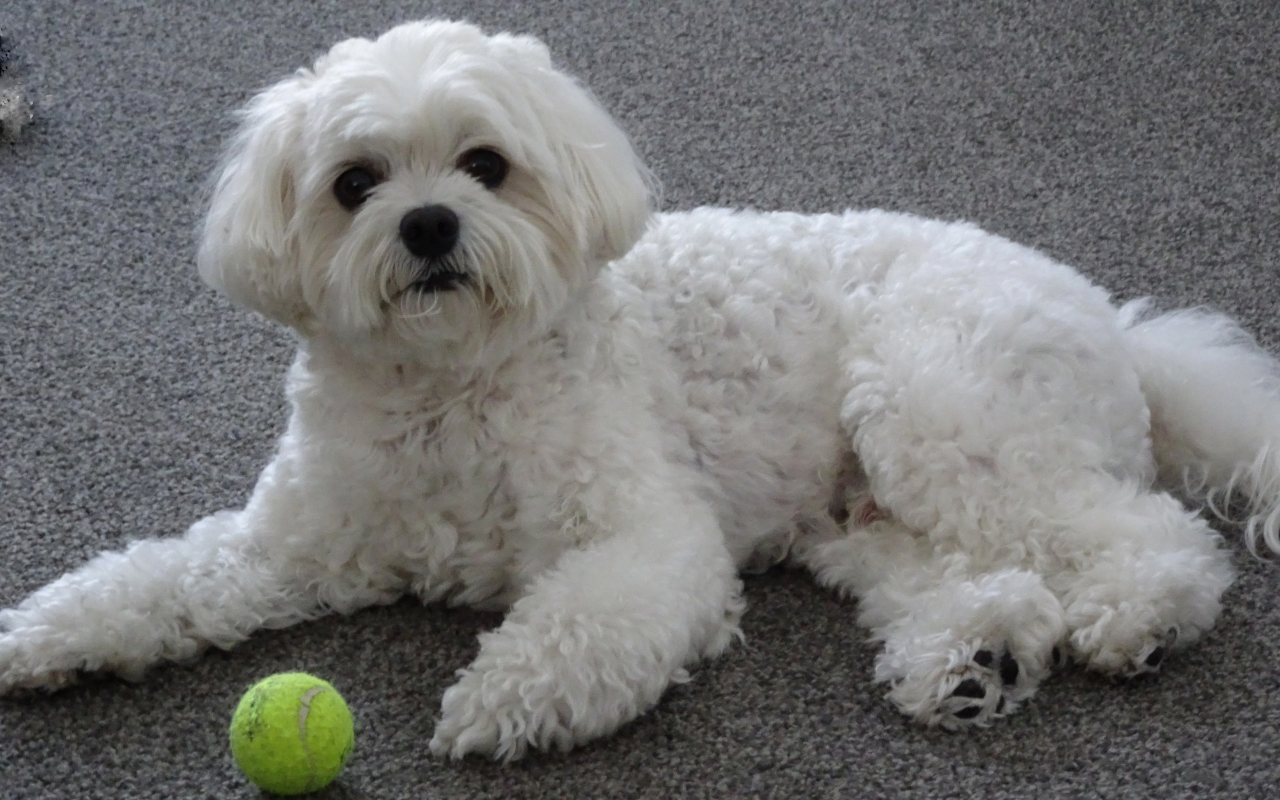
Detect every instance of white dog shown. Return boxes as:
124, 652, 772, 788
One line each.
4, 19, 1279, 760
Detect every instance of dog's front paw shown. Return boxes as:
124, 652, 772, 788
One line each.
0, 628, 82, 696
427, 670, 502, 760
428, 649, 583, 762
428, 664, 555, 762
429, 616, 676, 760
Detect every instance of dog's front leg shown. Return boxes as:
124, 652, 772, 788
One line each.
0, 450, 393, 693
429, 482, 743, 761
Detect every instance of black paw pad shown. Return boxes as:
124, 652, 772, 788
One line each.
954, 705, 982, 720
952, 678, 986, 699
973, 650, 994, 668
999, 652, 1020, 686
1144, 646, 1166, 669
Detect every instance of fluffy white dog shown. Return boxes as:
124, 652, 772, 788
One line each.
4, 19, 1279, 760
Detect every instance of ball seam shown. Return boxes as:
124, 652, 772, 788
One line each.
296, 684, 328, 792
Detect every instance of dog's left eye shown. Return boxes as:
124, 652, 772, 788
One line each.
333, 166, 379, 210
457, 148, 508, 190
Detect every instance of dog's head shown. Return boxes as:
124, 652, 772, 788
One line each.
198, 20, 652, 366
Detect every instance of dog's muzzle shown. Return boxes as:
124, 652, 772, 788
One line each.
400, 204, 468, 292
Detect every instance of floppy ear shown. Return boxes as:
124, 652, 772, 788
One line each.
556, 82, 656, 264
197, 73, 314, 329
496, 33, 655, 265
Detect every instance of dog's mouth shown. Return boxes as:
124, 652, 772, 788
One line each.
407, 270, 470, 293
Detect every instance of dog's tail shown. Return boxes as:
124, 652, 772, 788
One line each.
1121, 299, 1280, 556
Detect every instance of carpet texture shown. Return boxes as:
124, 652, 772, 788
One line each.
2, 1, 1278, 798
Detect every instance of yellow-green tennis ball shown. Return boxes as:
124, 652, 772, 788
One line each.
229, 672, 355, 796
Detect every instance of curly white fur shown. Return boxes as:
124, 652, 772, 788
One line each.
3, 19, 1278, 759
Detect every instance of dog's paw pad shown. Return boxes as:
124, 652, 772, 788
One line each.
952, 678, 987, 699
999, 651, 1020, 686
939, 652, 1014, 726
943, 675, 995, 723
939, 642, 1054, 727
1123, 628, 1179, 678
953, 704, 983, 720
885, 635, 1063, 730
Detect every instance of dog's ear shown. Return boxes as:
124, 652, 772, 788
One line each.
197, 72, 314, 330
554, 83, 656, 265
495, 33, 655, 266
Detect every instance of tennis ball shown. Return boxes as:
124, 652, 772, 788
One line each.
229, 672, 355, 796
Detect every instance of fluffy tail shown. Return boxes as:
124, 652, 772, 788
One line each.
1121, 299, 1280, 555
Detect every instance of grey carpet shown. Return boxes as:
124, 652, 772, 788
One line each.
2, 1, 1278, 798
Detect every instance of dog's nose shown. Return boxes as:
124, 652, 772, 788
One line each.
399, 205, 460, 259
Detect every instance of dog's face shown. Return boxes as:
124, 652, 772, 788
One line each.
198, 20, 652, 366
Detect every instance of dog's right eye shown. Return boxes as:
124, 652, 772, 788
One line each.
333, 166, 379, 210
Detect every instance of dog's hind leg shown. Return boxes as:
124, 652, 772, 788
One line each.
1040, 485, 1234, 676
824, 228, 1234, 723
795, 516, 1067, 727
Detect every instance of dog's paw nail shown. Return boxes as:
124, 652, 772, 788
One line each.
953, 705, 983, 720
999, 652, 1020, 686
1143, 646, 1165, 668
952, 678, 986, 699
996, 696, 1007, 714
973, 649, 994, 668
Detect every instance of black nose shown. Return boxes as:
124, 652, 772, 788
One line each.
399, 205, 459, 259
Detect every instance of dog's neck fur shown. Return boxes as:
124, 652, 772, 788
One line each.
295, 282, 605, 422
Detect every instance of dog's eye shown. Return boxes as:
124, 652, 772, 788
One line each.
457, 148, 508, 190
333, 166, 379, 210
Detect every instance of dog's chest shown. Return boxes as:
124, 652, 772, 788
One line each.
346, 388, 594, 608
357, 411, 523, 605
